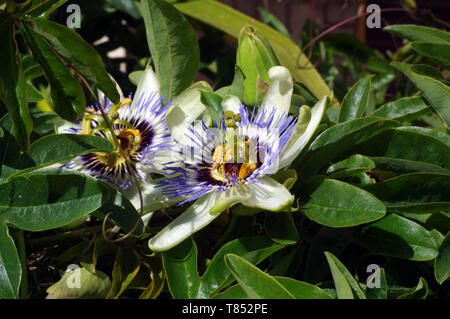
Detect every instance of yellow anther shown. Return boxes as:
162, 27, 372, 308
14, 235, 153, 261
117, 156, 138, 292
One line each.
238, 163, 258, 180
117, 98, 132, 109
81, 117, 91, 135
118, 129, 140, 139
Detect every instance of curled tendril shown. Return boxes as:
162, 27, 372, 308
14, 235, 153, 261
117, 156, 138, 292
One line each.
101, 212, 143, 244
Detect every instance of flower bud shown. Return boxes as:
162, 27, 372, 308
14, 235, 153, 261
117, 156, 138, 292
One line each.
236, 25, 280, 106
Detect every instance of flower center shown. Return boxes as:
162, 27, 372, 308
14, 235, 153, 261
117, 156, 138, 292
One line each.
96, 128, 141, 168
210, 139, 259, 183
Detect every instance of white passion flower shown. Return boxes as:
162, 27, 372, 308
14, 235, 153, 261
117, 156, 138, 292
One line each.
148, 66, 328, 251
56, 67, 181, 219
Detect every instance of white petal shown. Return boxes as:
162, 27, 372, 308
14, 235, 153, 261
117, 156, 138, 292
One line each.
261, 66, 293, 123
209, 187, 251, 215
54, 119, 80, 134
121, 178, 185, 215
222, 95, 241, 114
130, 66, 160, 110
241, 176, 294, 212
148, 191, 218, 251
165, 81, 212, 144
279, 95, 328, 168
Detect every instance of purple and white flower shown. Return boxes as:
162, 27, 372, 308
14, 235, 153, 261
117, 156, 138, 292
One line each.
148, 66, 328, 251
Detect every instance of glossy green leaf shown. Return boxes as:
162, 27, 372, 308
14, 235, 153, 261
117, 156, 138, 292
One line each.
0, 222, 21, 299
397, 277, 428, 299
0, 16, 32, 151
355, 214, 440, 261
324, 251, 366, 299
141, 0, 199, 101
107, 248, 141, 298
28, 19, 120, 104
326, 154, 375, 179
338, 75, 373, 122
198, 235, 285, 298
273, 277, 334, 299
21, 23, 85, 121
371, 96, 431, 122
411, 42, 450, 69
161, 238, 200, 299
47, 267, 111, 299
370, 157, 450, 176
435, 232, 450, 284
298, 117, 398, 181
392, 62, 450, 126
263, 212, 299, 245
301, 179, 385, 227
224, 253, 295, 299
175, 0, 334, 104
384, 24, 450, 44
354, 127, 450, 170
0, 172, 109, 231
215, 276, 333, 299
363, 173, 450, 213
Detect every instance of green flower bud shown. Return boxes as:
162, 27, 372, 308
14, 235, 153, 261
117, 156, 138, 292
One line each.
236, 25, 280, 106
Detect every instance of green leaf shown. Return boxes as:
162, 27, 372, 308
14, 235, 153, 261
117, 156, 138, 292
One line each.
109, 0, 141, 19
301, 179, 386, 227
47, 267, 111, 299
258, 7, 290, 39
27, 19, 120, 104
354, 127, 450, 170
325, 154, 375, 179
6, 134, 113, 180
298, 117, 398, 181
391, 62, 450, 126
324, 251, 366, 299
107, 248, 141, 298
355, 214, 440, 261
363, 173, 450, 213
371, 96, 431, 122
175, 0, 334, 104
21, 23, 86, 121
21, 0, 67, 17
224, 253, 295, 299
263, 212, 299, 245
0, 222, 21, 299
365, 268, 387, 299
0, 16, 32, 151
141, 0, 199, 101
370, 157, 450, 176
198, 235, 285, 298
0, 172, 109, 231
411, 42, 450, 69
397, 277, 428, 299
273, 277, 334, 299
384, 24, 450, 44
435, 232, 450, 284
338, 75, 373, 122
161, 238, 200, 299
